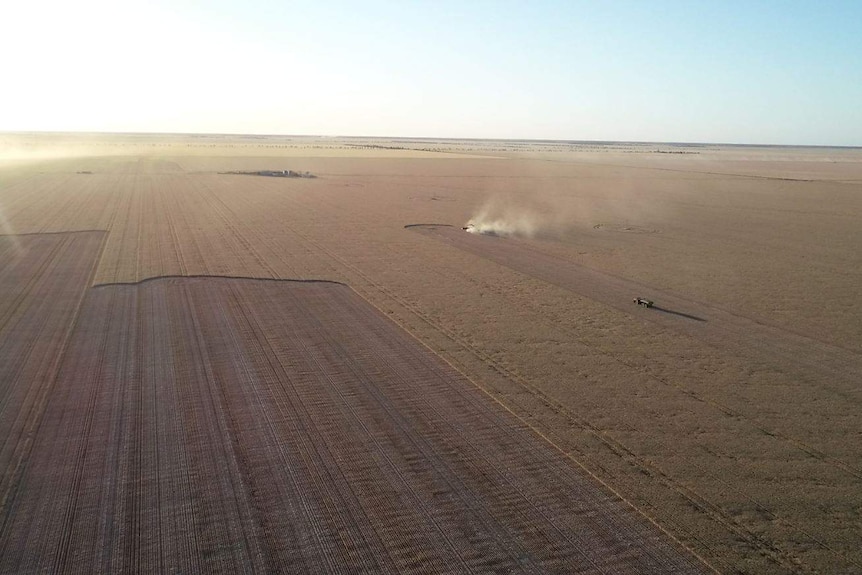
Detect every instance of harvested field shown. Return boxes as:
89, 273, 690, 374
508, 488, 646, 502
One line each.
2, 133, 862, 573
0, 231, 106, 516
0, 252, 705, 572
410, 223, 862, 406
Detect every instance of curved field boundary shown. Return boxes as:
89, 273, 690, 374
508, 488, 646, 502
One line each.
0, 272, 708, 574
403, 222, 456, 229
92, 274, 349, 289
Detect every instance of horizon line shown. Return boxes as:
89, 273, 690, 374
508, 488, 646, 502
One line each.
2, 129, 860, 150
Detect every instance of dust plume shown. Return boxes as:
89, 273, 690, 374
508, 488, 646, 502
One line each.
0, 204, 23, 258
464, 200, 541, 238
464, 175, 673, 241
0, 133, 140, 162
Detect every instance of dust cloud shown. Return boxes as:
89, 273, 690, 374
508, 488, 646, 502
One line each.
464, 201, 541, 237
0, 205, 24, 257
464, 177, 671, 241
0, 133, 143, 163
464, 193, 583, 239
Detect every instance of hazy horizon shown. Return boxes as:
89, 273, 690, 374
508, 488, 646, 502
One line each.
4, 1, 861, 147
5, 129, 862, 149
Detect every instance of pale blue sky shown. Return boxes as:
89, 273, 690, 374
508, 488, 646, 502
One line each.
2, 1, 860, 145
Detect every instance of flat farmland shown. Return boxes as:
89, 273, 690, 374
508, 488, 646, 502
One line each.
1, 132, 862, 573
0, 231, 106, 515
0, 270, 702, 573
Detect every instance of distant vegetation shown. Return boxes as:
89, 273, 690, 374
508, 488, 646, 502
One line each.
221, 169, 316, 178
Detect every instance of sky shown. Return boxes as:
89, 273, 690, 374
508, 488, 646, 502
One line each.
2, 0, 860, 145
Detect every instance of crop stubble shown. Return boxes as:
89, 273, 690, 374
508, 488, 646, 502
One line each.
0, 233, 705, 572
409, 224, 862, 570
2, 137, 861, 573
0, 231, 106, 516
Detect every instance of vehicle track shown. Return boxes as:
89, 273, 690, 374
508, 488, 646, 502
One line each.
413, 224, 862, 389
411, 225, 862, 460
294, 284, 688, 573
0, 232, 106, 544
0, 272, 709, 573
276, 220, 820, 572
235, 207, 724, 571
408, 223, 862, 572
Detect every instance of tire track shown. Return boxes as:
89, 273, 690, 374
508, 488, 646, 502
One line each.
0, 232, 106, 540
413, 226, 862, 481
278, 223, 791, 573
409, 224, 862, 572
226, 282, 409, 573
294, 290, 611, 573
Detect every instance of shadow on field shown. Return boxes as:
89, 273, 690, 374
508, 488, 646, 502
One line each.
651, 306, 707, 322
403, 223, 454, 229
